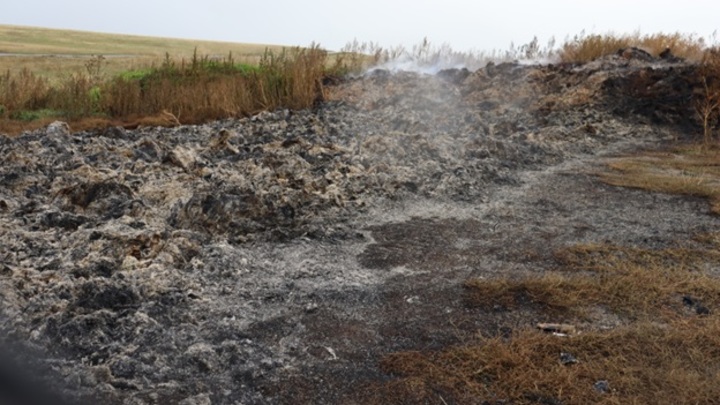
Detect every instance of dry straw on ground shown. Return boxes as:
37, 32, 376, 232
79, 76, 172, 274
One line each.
374, 237, 720, 404
601, 146, 720, 214
370, 147, 720, 405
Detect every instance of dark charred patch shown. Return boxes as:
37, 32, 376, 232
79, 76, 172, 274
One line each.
0, 171, 21, 188
602, 65, 699, 128
86, 260, 118, 278
172, 190, 266, 236
74, 282, 140, 312
45, 310, 128, 357
60, 181, 134, 209
246, 317, 296, 343
133, 139, 163, 161
436, 67, 471, 84
138, 288, 196, 327
42, 211, 88, 230
358, 218, 489, 270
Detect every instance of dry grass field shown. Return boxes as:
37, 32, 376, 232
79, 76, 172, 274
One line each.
0, 24, 284, 79
0, 25, 333, 134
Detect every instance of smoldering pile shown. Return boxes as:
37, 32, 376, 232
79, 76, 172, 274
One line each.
0, 74, 571, 248
0, 52, 698, 403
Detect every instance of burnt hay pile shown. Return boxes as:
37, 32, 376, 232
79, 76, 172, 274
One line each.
0, 53, 702, 404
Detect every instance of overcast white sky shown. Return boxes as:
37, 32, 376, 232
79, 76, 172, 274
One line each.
2, 0, 719, 52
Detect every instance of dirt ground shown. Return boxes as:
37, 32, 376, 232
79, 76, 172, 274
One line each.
1, 51, 717, 404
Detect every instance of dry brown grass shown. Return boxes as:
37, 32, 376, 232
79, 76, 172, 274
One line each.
377, 319, 720, 404
0, 25, 279, 55
0, 24, 280, 79
0, 46, 329, 135
0, 55, 162, 83
468, 240, 720, 318
0, 25, 332, 135
600, 146, 720, 214
367, 146, 720, 404
372, 237, 720, 404
560, 32, 707, 63
0, 68, 51, 111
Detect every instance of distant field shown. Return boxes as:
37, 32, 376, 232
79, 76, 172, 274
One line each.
0, 24, 287, 79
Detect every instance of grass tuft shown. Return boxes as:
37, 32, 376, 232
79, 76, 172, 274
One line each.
697, 47, 720, 144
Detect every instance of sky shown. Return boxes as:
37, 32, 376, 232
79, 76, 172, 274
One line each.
2, 0, 719, 53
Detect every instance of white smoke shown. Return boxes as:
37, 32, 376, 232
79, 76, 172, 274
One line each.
368, 55, 466, 75
345, 37, 560, 75
366, 39, 486, 74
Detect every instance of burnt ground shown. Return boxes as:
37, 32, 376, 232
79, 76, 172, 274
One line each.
1, 51, 718, 404
260, 152, 719, 404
